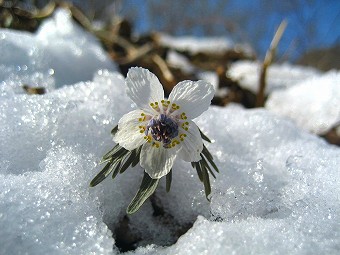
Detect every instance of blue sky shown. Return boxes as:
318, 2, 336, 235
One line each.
119, 0, 340, 60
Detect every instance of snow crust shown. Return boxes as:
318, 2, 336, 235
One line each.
228, 60, 339, 134
227, 60, 321, 94
1, 8, 339, 255
1, 71, 339, 254
159, 34, 253, 55
266, 71, 340, 134
0, 9, 116, 96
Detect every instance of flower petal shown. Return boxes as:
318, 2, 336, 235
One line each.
140, 143, 178, 179
126, 67, 164, 112
113, 109, 146, 150
179, 120, 203, 162
169, 80, 214, 119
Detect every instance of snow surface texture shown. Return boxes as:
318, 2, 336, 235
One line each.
227, 60, 321, 94
266, 71, 340, 134
159, 34, 253, 55
0, 9, 116, 96
1, 71, 339, 254
228, 60, 340, 134
1, 8, 340, 255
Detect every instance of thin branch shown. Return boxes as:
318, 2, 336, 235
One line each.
256, 20, 287, 107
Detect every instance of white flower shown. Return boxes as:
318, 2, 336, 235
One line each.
114, 67, 215, 179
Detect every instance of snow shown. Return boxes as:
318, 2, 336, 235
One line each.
197, 71, 219, 91
266, 70, 340, 134
166, 50, 195, 74
166, 50, 220, 91
0, 9, 116, 96
227, 60, 321, 94
159, 34, 253, 55
1, 8, 340, 255
227, 60, 339, 134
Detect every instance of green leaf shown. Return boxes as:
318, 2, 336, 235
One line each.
202, 152, 219, 173
111, 160, 122, 180
90, 160, 116, 187
201, 157, 216, 179
202, 145, 214, 161
111, 125, 118, 136
200, 161, 211, 200
111, 146, 129, 160
193, 162, 203, 182
119, 149, 136, 173
101, 143, 120, 161
166, 169, 172, 192
99, 157, 112, 165
101, 146, 129, 166
131, 146, 142, 167
127, 172, 159, 214
199, 129, 212, 143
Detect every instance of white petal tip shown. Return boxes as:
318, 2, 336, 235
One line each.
145, 170, 165, 179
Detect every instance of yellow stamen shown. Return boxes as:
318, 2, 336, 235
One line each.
181, 122, 189, 129
139, 126, 146, 133
150, 101, 160, 110
180, 112, 187, 120
144, 135, 152, 143
180, 134, 187, 139
139, 113, 146, 122
162, 100, 170, 107
152, 142, 160, 148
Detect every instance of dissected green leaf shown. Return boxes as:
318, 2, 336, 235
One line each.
91, 143, 142, 188
127, 172, 159, 214
166, 169, 172, 192
101, 143, 120, 161
202, 145, 214, 160
202, 152, 219, 173
199, 128, 212, 143
119, 149, 136, 173
131, 146, 142, 167
200, 161, 211, 200
111, 125, 119, 136
193, 162, 203, 182
111, 160, 122, 180
201, 157, 216, 179
99, 156, 112, 165
90, 160, 117, 187
111, 146, 129, 160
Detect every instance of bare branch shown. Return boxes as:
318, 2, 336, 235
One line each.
256, 20, 287, 107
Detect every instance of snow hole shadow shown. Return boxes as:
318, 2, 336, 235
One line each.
105, 194, 195, 253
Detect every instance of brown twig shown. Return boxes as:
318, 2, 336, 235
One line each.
256, 20, 287, 107
151, 54, 176, 88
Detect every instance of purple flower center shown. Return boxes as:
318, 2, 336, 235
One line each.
146, 114, 179, 147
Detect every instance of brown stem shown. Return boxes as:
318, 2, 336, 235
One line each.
256, 20, 287, 107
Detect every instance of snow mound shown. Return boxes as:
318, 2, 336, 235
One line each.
266, 70, 340, 134
132, 106, 340, 255
1, 71, 339, 254
227, 60, 321, 94
0, 8, 116, 96
159, 34, 253, 55
0, 70, 127, 254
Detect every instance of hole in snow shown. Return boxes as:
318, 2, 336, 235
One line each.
104, 194, 195, 252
